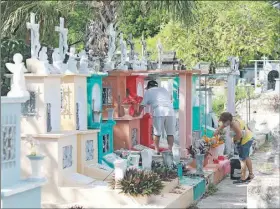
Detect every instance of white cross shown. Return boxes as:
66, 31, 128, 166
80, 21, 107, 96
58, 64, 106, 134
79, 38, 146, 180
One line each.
26, 13, 40, 59
55, 17, 68, 60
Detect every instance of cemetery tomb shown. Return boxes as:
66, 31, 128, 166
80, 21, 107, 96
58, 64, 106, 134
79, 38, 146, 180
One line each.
97, 121, 116, 167
87, 73, 108, 129
21, 74, 63, 135
112, 117, 141, 150
2, 81, 45, 208
77, 129, 99, 174
60, 74, 90, 131
180, 176, 206, 201
102, 73, 127, 118
126, 75, 145, 116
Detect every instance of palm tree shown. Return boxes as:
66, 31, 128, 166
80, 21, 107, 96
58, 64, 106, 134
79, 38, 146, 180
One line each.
1, 1, 92, 46
86, 0, 197, 58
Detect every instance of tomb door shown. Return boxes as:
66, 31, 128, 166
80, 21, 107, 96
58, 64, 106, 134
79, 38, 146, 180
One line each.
46, 103, 52, 132
76, 102, 80, 130
131, 128, 138, 147
268, 70, 279, 90
63, 145, 73, 169
85, 140, 94, 161
92, 84, 101, 123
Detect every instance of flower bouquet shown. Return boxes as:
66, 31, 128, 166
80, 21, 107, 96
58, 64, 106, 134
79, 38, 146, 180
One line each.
133, 96, 143, 116
122, 96, 136, 117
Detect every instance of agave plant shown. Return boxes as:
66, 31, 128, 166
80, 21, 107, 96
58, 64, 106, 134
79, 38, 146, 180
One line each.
111, 168, 163, 197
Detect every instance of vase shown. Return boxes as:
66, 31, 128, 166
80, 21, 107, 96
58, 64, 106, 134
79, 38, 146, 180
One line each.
172, 145, 181, 164
162, 150, 173, 168
189, 154, 209, 168
93, 111, 101, 123
133, 103, 140, 115
27, 155, 45, 181
106, 108, 115, 121
122, 104, 131, 117
196, 154, 205, 174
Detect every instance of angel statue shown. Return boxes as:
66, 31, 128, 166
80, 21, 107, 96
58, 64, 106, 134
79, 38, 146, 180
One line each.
5, 53, 30, 98
65, 47, 78, 74
52, 48, 64, 73
38, 47, 50, 74
78, 50, 89, 74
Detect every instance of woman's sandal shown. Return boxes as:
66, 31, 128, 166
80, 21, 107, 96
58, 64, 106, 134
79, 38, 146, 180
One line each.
233, 179, 248, 184
245, 174, 255, 182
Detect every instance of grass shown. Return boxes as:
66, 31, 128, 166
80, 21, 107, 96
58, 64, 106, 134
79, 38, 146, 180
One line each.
204, 183, 218, 197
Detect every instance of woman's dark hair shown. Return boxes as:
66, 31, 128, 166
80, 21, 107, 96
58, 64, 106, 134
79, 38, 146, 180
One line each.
219, 112, 233, 122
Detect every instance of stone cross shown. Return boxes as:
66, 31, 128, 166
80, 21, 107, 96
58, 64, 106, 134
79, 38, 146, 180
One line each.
127, 33, 135, 61
55, 17, 68, 60
141, 34, 147, 58
157, 38, 163, 69
26, 13, 40, 59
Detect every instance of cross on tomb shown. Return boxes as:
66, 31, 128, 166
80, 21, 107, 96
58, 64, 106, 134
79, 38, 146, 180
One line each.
26, 13, 40, 59
55, 17, 68, 60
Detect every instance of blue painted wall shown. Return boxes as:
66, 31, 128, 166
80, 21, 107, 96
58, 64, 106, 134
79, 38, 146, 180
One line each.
1, 102, 21, 187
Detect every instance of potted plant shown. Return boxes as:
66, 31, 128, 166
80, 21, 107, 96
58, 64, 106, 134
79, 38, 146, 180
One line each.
187, 142, 211, 173
110, 168, 163, 205
25, 135, 45, 180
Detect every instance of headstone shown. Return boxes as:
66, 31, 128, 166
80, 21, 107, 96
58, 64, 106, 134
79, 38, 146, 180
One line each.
114, 159, 127, 182
6, 53, 30, 98
141, 149, 152, 170
102, 153, 121, 167
65, 47, 78, 74
157, 38, 163, 69
55, 17, 68, 61
26, 13, 41, 59
127, 154, 140, 167
78, 50, 90, 74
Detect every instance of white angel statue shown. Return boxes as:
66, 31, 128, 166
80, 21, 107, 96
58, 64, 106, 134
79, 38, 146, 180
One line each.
5, 53, 30, 98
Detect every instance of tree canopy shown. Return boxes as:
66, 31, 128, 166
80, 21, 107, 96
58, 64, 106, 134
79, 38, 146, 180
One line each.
146, 1, 280, 69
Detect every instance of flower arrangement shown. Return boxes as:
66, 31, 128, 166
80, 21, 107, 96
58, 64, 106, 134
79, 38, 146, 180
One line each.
110, 168, 164, 197
134, 96, 143, 104
203, 135, 224, 148
122, 96, 136, 105
187, 141, 211, 159
25, 135, 39, 156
